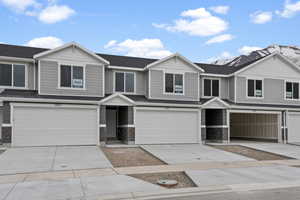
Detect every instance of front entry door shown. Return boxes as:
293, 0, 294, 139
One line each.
106, 109, 117, 139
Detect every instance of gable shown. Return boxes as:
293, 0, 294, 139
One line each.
202, 98, 229, 109
39, 45, 103, 64
238, 55, 300, 79
151, 56, 199, 73
100, 94, 135, 106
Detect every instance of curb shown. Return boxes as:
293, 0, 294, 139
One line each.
95, 180, 300, 200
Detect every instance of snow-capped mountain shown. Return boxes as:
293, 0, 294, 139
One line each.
213, 45, 300, 66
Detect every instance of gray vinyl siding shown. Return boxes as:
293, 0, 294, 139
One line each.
200, 76, 229, 99
3, 102, 10, 124
35, 64, 39, 90
0, 106, 2, 140
236, 77, 300, 105
105, 69, 113, 94
105, 69, 146, 95
150, 70, 199, 101
27, 63, 35, 90
39, 60, 104, 96
145, 71, 149, 98
229, 76, 235, 101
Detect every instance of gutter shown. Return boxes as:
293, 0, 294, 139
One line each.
0, 97, 100, 105
0, 56, 35, 63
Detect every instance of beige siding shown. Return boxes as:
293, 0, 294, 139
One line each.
230, 113, 278, 140
39, 60, 104, 96
150, 70, 199, 101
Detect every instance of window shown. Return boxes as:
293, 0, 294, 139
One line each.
115, 72, 135, 93
164, 73, 183, 94
60, 65, 84, 88
203, 79, 219, 97
0, 63, 25, 87
247, 79, 263, 98
286, 81, 299, 100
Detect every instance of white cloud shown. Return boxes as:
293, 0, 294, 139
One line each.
206, 51, 232, 63
0, 0, 39, 12
104, 38, 172, 59
153, 8, 228, 37
250, 11, 272, 24
26, 36, 64, 48
38, 5, 75, 24
276, 0, 300, 18
205, 34, 234, 45
0, 0, 75, 24
238, 46, 262, 55
209, 6, 230, 14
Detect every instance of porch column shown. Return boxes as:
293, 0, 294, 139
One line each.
282, 111, 288, 143
1, 102, 11, 144
99, 105, 107, 146
201, 109, 206, 142
117, 106, 135, 144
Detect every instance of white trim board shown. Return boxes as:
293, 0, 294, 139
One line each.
33, 42, 110, 65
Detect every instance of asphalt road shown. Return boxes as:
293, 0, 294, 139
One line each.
156, 186, 300, 200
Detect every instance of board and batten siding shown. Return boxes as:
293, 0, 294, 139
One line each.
39, 60, 104, 96
199, 76, 229, 99
150, 70, 199, 101
105, 69, 146, 95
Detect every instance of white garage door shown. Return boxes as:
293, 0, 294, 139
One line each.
12, 104, 98, 147
135, 108, 199, 144
288, 112, 300, 144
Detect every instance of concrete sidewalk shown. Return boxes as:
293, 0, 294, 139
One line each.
142, 144, 254, 164
0, 146, 112, 175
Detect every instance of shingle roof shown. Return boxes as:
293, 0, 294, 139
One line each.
0, 43, 267, 75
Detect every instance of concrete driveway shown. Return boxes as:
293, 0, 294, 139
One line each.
0, 146, 112, 175
240, 143, 300, 160
186, 165, 300, 187
0, 175, 163, 200
142, 144, 254, 164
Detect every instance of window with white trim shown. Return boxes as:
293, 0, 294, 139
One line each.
247, 79, 263, 97
203, 79, 219, 97
115, 72, 135, 93
286, 81, 299, 99
0, 63, 25, 87
60, 65, 84, 88
165, 73, 183, 94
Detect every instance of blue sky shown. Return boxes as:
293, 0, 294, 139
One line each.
1, 0, 300, 62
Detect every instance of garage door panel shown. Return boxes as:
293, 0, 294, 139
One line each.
288, 113, 300, 143
13, 105, 98, 147
135, 109, 199, 144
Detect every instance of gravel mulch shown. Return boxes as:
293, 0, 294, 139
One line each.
130, 172, 196, 189
101, 147, 166, 167
210, 145, 293, 161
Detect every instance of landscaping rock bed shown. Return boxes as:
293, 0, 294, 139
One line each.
130, 172, 196, 189
101, 147, 166, 167
210, 145, 293, 161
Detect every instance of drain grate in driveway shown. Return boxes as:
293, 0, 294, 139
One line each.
210, 145, 294, 161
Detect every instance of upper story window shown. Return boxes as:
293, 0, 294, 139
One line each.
286, 81, 299, 100
115, 72, 135, 93
0, 63, 26, 88
247, 79, 263, 98
60, 65, 84, 89
165, 73, 184, 94
203, 79, 219, 97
